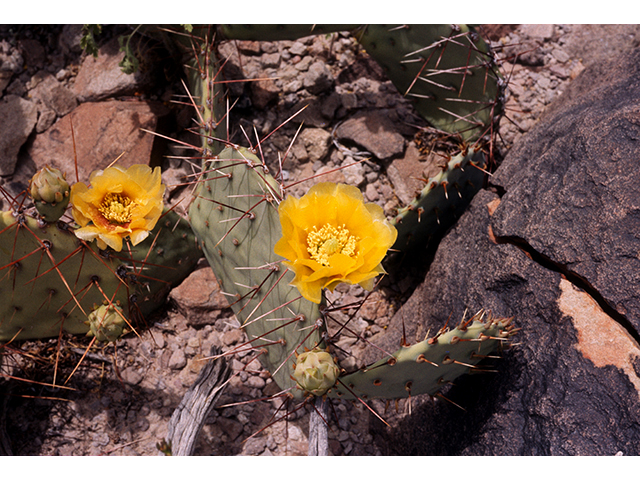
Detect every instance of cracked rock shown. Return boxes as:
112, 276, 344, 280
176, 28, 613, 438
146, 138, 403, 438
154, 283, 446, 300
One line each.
369, 47, 640, 455
372, 189, 640, 455
491, 46, 640, 334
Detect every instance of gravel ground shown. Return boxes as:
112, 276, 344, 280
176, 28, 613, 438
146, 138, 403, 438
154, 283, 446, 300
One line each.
2, 24, 638, 456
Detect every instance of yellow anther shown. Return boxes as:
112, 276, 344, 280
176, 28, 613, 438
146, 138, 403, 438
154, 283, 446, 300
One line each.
306, 223, 358, 266
98, 192, 134, 224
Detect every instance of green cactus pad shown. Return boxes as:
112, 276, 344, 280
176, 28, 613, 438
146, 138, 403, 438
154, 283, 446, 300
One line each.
185, 38, 228, 157
0, 209, 200, 341
329, 311, 515, 400
181, 32, 325, 398
358, 25, 502, 142
391, 147, 487, 253
188, 145, 324, 399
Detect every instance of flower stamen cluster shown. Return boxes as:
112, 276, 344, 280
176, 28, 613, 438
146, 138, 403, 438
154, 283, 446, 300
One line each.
98, 193, 134, 225
306, 224, 358, 267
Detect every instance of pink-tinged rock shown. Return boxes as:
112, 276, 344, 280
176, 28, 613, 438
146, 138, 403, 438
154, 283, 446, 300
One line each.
386, 142, 431, 206
72, 37, 153, 102
335, 109, 406, 161
0, 95, 38, 176
26, 100, 169, 182
28, 72, 77, 116
170, 267, 230, 311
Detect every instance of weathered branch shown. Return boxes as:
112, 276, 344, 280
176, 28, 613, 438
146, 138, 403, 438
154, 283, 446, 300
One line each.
165, 346, 231, 455
308, 396, 330, 456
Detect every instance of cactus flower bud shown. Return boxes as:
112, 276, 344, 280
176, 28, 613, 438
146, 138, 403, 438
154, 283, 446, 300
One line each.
85, 303, 129, 343
29, 165, 71, 222
293, 347, 340, 396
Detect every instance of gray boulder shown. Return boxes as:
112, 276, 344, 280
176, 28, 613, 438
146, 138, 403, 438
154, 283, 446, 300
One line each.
0, 95, 37, 176
370, 48, 640, 455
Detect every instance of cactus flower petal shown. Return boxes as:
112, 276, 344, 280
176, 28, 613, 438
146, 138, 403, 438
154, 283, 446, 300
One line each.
274, 182, 397, 304
69, 164, 165, 252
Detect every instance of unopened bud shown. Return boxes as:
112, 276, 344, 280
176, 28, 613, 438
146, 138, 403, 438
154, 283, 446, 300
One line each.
293, 348, 340, 396
29, 166, 70, 222
85, 303, 129, 343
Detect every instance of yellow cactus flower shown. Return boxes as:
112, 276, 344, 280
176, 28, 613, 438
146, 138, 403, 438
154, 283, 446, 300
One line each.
69, 164, 165, 252
274, 182, 397, 304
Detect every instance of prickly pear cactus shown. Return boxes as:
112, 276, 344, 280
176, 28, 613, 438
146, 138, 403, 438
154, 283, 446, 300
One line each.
391, 147, 487, 253
0, 208, 200, 341
188, 145, 325, 399
329, 311, 515, 400
176, 26, 514, 405
181, 29, 326, 399
357, 24, 503, 143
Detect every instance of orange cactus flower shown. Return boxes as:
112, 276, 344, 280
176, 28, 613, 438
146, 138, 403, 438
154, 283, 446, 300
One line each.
274, 182, 397, 304
69, 165, 165, 252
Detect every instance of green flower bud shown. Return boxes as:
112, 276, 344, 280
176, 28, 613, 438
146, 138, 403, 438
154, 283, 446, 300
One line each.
29, 166, 71, 222
85, 303, 129, 343
293, 348, 340, 396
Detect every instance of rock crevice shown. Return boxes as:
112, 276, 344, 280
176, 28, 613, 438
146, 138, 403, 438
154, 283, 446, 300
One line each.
492, 230, 640, 346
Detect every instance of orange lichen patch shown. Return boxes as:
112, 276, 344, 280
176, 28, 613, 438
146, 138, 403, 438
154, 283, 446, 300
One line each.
557, 278, 640, 397
486, 197, 501, 216
487, 224, 498, 245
